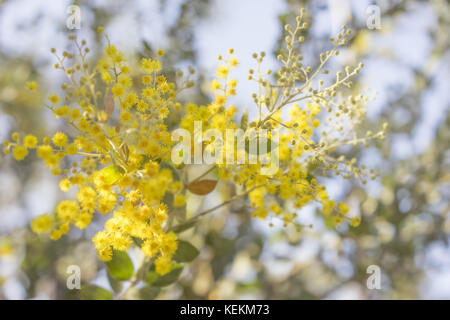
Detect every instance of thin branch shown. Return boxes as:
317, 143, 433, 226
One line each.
168, 183, 266, 232
188, 165, 217, 184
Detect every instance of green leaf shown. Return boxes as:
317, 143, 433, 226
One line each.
81, 285, 113, 300
173, 240, 199, 263
106, 250, 134, 281
163, 191, 174, 212
107, 272, 123, 293
145, 270, 159, 285
132, 236, 143, 246
139, 286, 161, 300
306, 158, 321, 174
145, 266, 183, 287
154, 266, 183, 287
278, 13, 288, 24
306, 172, 315, 183
237, 280, 261, 290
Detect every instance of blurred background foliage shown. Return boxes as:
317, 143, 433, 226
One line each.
0, 0, 449, 299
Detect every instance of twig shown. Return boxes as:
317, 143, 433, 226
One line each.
168, 184, 266, 232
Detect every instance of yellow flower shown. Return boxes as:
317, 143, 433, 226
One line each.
229, 56, 239, 67
137, 100, 149, 112
111, 84, 125, 97
216, 65, 229, 78
350, 216, 361, 227
121, 65, 130, 74
37, 145, 53, 159
56, 200, 80, 223
59, 223, 70, 235
12, 145, 28, 160
26, 81, 38, 92
11, 132, 20, 142
23, 135, 38, 149
54, 105, 70, 118
44, 154, 60, 168
210, 79, 221, 91
161, 232, 178, 256
65, 143, 78, 156
142, 239, 160, 258
30, 214, 54, 234
338, 201, 349, 214
156, 75, 166, 84
105, 45, 118, 57
50, 229, 63, 240
52, 132, 68, 147
120, 111, 132, 122
173, 194, 186, 207
118, 74, 132, 88
6, 15, 380, 282
75, 213, 93, 229
77, 186, 97, 204
48, 93, 60, 105
154, 255, 173, 275
141, 58, 161, 73
101, 72, 112, 83
70, 109, 81, 120
227, 79, 237, 87
215, 95, 226, 106
142, 75, 152, 85
59, 178, 71, 192
159, 106, 169, 119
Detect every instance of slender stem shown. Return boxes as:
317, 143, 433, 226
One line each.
188, 165, 217, 184
168, 184, 266, 232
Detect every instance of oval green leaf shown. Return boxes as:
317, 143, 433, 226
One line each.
173, 240, 199, 263
139, 286, 161, 300
153, 266, 183, 287
106, 250, 134, 281
81, 285, 113, 300
145, 270, 159, 285
107, 272, 123, 293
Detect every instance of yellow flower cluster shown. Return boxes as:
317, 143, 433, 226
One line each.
3, 10, 387, 276
3, 31, 189, 275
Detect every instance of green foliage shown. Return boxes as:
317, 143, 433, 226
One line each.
81, 285, 113, 300
139, 286, 161, 300
173, 240, 200, 262
107, 272, 123, 293
146, 266, 184, 287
